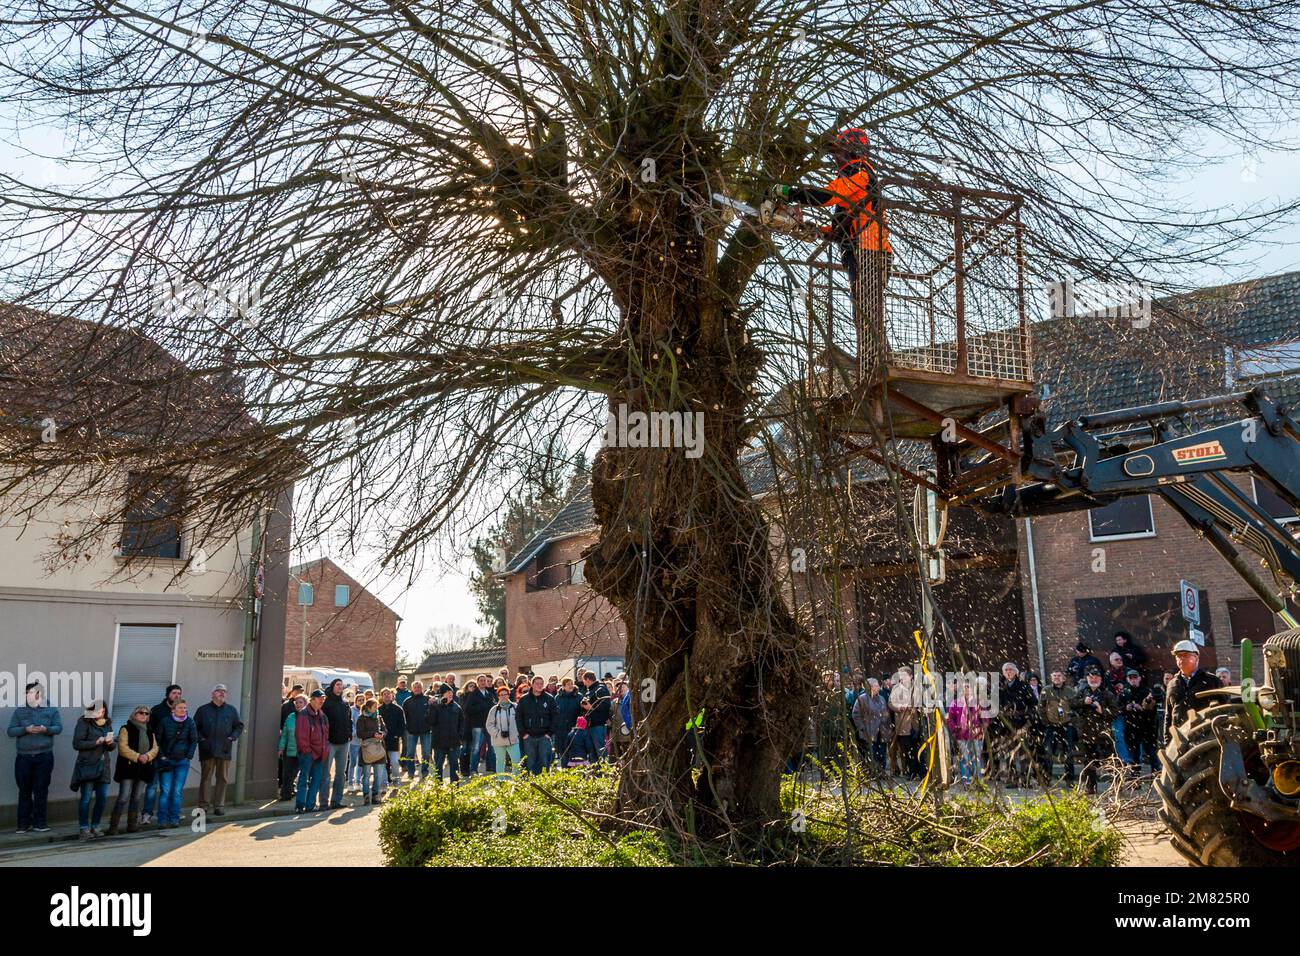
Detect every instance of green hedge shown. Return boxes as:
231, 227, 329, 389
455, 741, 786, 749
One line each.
378, 768, 1123, 867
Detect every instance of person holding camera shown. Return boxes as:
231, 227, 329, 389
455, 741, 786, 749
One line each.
485, 684, 521, 777
1119, 668, 1160, 774
429, 683, 465, 784
1074, 666, 1118, 795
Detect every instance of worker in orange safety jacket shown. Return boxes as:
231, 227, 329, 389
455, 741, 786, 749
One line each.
773, 128, 892, 361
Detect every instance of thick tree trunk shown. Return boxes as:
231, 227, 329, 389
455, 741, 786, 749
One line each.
583, 248, 814, 853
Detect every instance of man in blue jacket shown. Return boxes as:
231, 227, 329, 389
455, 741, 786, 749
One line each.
516, 676, 557, 775
8, 682, 62, 832
401, 681, 432, 779
579, 671, 611, 762
553, 678, 583, 766
193, 684, 243, 816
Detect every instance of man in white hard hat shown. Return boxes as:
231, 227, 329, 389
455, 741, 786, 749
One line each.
1163, 639, 1219, 746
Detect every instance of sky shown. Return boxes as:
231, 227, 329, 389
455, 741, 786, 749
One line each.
4, 85, 1299, 668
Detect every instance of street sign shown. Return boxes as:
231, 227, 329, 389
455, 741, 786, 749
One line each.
1189, 627, 1205, 647
1180, 579, 1200, 625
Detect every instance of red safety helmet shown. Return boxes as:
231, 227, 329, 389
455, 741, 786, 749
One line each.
833, 127, 871, 157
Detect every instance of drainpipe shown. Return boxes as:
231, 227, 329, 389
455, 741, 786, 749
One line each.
1023, 517, 1047, 678
234, 514, 263, 805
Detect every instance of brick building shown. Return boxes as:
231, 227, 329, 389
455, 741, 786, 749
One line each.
499, 271, 1300, 684
1015, 270, 1300, 682
284, 558, 400, 682
497, 484, 626, 678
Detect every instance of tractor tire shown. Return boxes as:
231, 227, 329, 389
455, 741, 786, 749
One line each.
1155, 702, 1300, 867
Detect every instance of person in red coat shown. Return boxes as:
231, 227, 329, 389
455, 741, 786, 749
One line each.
294, 691, 331, 813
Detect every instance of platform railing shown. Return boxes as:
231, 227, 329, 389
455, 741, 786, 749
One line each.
805, 178, 1030, 393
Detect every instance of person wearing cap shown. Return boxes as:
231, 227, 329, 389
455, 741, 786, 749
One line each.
1074, 666, 1118, 795
562, 715, 596, 768
990, 662, 1034, 788
1163, 640, 1219, 746
1065, 642, 1104, 684
429, 682, 464, 784
1038, 671, 1078, 784
772, 127, 892, 346
143, 683, 182, 826
1118, 668, 1160, 774
193, 684, 244, 816
394, 677, 412, 707
8, 681, 62, 833
294, 690, 331, 812
485, 684, 521, 777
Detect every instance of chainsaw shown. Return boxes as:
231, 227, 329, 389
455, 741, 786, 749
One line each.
711, 192, 822, 241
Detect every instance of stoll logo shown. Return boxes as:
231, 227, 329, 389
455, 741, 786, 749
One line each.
49, 886, 152, 936
1173, 440, 1227, 465
602, 403, 705, 459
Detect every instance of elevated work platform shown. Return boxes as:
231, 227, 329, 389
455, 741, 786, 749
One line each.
804, 178, 1035, 498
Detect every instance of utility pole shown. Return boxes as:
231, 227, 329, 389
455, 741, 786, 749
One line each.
234, 513, 264, 805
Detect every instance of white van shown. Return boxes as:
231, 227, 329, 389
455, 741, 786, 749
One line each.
283, 666, 375, 698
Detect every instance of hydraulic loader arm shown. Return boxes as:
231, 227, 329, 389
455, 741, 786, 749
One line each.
984, 388, 1300, 624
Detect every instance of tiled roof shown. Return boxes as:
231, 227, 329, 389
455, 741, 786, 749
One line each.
499, 270, 1300, 569
500, 479, 598, 575
0, 302, 255, 442
1034, 269, 1300, 426
414, 647, 507, 675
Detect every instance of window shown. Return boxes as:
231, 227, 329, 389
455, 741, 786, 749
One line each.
1227, 599, 1278, 646
110, 624, 178, 729
334, 584, 350, 607
120, 472, 184, 558
298, 583, 314, 606
1074, 592, 1215, 671
1252, 477, 1298, 524
1088, 495, 1155, 541
526, 542, 567, 590
568, 559, 586, 586
1226, 341, 1300, 387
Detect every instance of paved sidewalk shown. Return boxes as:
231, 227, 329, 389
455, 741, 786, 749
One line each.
0, 803, 384, 867
0, 797, 292, 853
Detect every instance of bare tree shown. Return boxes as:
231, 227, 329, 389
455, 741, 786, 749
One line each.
2, 0, 1299, 854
